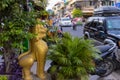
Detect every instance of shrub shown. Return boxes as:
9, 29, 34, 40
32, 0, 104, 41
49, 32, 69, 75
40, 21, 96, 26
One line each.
47, 32, 100, 80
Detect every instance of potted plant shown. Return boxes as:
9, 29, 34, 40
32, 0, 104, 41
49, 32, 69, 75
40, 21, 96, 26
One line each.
47, 32, 100, 80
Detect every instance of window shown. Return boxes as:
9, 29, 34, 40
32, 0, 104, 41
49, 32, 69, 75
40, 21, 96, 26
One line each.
98, 20, 103, 26
107, 19, 120, 29
90, 1, 94, 6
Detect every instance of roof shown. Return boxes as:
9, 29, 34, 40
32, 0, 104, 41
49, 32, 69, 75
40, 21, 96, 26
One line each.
94, 6, 120, 15
88, 16, 120, 22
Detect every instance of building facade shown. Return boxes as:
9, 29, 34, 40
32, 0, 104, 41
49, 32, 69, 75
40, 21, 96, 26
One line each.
52, 0, 117, 18
52, 1, 64, 18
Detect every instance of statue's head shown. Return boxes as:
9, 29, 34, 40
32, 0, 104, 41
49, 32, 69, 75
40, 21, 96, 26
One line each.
37, 24, 47, 39
30, 24, 47, 40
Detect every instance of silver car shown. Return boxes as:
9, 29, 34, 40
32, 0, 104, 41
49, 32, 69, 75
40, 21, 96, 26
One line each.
59, 17, 73, 27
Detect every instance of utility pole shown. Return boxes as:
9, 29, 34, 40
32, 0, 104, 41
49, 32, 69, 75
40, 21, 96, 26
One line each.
63, 0, 67, 17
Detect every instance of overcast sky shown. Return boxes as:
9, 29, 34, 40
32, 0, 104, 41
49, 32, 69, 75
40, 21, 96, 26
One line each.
46, 0, 62, 10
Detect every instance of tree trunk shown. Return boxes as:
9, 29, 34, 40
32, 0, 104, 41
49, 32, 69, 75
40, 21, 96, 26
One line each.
3, 46, 15, 73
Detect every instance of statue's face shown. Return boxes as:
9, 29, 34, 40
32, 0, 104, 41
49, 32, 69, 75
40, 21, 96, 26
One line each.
36, 24, 47, 39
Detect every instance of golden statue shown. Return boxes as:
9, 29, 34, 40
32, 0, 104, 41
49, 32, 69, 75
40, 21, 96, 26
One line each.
18, 23, 48, 80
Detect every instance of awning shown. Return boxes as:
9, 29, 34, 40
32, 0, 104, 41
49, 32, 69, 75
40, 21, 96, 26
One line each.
82, 7, 94, 16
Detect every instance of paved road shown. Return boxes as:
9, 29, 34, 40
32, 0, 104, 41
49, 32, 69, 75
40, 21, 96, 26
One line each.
60, 26, 84, 37
31, 26, 120, 80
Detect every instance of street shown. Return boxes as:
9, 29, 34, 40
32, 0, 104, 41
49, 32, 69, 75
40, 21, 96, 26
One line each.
31, 26, 120, 80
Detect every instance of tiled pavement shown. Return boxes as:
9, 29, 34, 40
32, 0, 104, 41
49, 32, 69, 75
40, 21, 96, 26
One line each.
31, 60, 120, 80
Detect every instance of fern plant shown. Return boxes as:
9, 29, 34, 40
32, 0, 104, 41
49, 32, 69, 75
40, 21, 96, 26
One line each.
47, 32, 100, 80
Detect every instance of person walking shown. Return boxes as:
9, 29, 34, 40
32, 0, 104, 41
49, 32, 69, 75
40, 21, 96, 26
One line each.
60, 26, 63, 31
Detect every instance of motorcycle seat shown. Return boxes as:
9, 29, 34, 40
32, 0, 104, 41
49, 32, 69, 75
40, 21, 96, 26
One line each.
96, 44, 112, 54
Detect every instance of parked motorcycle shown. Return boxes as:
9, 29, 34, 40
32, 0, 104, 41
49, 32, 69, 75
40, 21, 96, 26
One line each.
91, 39, 120, 77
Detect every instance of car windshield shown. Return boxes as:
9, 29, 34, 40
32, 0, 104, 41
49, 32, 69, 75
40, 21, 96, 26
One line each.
107, 18, 120, 30
61, 18, 70, 21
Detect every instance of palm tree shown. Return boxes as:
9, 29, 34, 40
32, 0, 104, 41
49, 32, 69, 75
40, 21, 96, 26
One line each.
47, 32, 100, 80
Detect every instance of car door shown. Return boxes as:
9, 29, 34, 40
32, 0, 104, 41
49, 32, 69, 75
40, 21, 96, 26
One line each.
94, 19, 107, 41
85, 19, 99, 38
84, 19, 97, 38
86, 19, 106, 40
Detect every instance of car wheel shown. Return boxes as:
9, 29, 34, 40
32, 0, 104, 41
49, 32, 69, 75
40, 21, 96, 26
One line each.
84, 32, 90, 39
96, 59, 115, 77
84, 34, 90, 39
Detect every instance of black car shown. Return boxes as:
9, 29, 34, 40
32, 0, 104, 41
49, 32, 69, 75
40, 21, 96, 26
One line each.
84, 6, 120, 48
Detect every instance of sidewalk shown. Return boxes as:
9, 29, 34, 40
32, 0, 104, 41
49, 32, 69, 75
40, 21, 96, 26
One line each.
31, 60, 120, 80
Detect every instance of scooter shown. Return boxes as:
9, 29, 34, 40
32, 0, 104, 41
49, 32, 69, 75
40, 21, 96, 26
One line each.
91, 39, 120, 77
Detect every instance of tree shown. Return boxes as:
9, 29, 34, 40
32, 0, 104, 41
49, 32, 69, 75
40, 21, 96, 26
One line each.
72, 8, 83, 18
0, 0, 48, 75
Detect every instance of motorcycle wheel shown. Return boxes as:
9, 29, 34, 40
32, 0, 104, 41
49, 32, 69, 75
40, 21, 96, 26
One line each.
96, 59, 115, 77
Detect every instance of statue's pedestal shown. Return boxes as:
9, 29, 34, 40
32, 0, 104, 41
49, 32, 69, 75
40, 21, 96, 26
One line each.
32, 73, 51, 80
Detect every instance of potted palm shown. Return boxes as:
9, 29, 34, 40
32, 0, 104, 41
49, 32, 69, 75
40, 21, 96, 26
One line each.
47, 32, 100, 80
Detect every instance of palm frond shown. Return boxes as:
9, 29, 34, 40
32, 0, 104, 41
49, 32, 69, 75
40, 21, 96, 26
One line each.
72, 57, 83, 66
47, 32, 100, 79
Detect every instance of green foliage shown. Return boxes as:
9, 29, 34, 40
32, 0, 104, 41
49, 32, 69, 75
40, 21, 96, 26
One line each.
0, 76, 8, 80
45, 26, 62, 46
0, 11, 37, 49
0, 0, 48, 50
0, 0, 15, 10
34, 0, 48, 9
48, 33, 100, 80
0, 0, 49, 75
38, 10, 49, 18
72, 8, 83, 18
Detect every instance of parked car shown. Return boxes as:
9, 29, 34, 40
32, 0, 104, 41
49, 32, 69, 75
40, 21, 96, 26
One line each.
83, 6, 120, 48
59, 17, 73, 27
